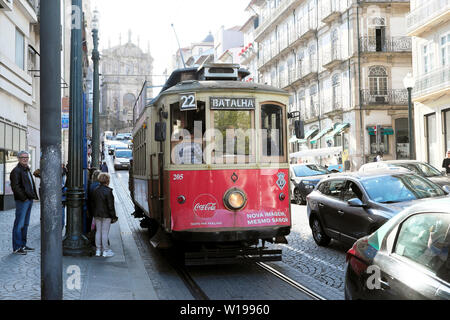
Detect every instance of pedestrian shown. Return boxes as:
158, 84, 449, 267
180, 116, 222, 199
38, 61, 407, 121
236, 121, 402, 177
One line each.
100, 161, 109, 173
10, 151, 39, 255
442, 150, 450, 175
88, 170, 102, 232
61, 164, 68, 231
129, 159, 144, 218
374, 151, 383, 162
92, 173, 118, 257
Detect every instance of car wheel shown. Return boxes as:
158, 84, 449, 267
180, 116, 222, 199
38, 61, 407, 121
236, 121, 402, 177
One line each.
294, 188, 306, 205
310, 215, 331, 247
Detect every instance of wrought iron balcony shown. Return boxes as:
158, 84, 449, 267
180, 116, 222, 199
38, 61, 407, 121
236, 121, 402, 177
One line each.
306, 102, 320, 120
413, 65, 450, 100
321, 0, 342, 24
297, 59, 318, 81
254, 0, 296, 41
360, 36, 412, 53
360, 89, 409, 105
322, 98, 342, 114
297, 18, 318, 40
322, 46, 344, 69
407, 0, 450, 36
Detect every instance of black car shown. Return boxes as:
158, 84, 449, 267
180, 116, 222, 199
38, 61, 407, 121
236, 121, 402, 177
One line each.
307, 170, 449, 247
290, 164, 331, 205
345, 198, 450, 300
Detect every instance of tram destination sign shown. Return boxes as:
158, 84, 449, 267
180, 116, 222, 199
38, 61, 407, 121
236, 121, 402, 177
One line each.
210, 97, 255, 110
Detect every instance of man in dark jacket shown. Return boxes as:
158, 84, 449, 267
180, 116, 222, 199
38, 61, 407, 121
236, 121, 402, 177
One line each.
10, 151, 38, 255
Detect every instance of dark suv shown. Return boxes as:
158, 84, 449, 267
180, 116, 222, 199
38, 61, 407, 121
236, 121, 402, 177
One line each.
290, 164, 331, 205
307, 170, 449, 247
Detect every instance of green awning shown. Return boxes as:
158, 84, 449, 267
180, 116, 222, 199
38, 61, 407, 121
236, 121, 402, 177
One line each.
310, 127, 334, 145
367, 127, 394, 136
325, 123, 351, 141
293, 128, 320, 144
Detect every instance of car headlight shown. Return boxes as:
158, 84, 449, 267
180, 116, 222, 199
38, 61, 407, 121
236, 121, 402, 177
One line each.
223, 188, 247, 211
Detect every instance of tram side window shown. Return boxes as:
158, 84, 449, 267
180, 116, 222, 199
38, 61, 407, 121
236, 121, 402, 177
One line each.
170, 101, 206, 165
261, 104, 285, 162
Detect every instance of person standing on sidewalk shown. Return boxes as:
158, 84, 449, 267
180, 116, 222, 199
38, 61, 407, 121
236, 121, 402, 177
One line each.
100, 161, 109, 173
92, 173, 118, 257
10, 151, 39, 255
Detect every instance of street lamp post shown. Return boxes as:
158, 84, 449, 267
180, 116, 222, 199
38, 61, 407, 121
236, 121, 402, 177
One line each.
40, 0, 62, 300
403, 73, 415, 160
92, 10, 100, 169
63, 0, 90, 256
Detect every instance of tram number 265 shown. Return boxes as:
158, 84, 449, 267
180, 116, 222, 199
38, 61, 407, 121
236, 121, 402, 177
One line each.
180, 93, 197, 111
173, 174, 184, 181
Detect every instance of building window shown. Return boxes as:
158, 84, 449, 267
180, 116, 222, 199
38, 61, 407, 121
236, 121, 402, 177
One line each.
443, 109, 450, 154
440, 33, 450, 67
425, 113, 438, 167
332, 73, 341, 110
15, 29, 25, 70
395, 118, 410, 160
368, 66, 388, 95
370, 134, 389, 155
423, 42, 434, 74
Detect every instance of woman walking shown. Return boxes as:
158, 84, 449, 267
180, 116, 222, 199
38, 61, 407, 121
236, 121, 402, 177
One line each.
93, 173, 118, 257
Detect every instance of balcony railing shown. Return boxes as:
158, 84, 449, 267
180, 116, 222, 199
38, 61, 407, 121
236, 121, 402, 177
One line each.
407, 0, 450, 35
307, 102, 320, 120
254, 0, 295, 40
360, 36, 412, 53
297, 59, 318, 79
413, 65, 450, 99
320, 0, 341, 23
298, 17, 318, 40
322, 98, 342, 114
322, 46, 343, 68
360, 89, 409, 105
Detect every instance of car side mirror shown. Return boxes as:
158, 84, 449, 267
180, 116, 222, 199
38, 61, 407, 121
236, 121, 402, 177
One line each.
294, 120, 305, 139
348, 198, 365, 207
443, 185, 450, 194
441, 170, 447, 176
155, 122, 166, 142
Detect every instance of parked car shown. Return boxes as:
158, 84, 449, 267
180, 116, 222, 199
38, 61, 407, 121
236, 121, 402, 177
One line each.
307, 170, 450, 247
113, 149, 132, 170
290, 164, 332, 205
359, 160, 450, 187
345, 197, 450, 300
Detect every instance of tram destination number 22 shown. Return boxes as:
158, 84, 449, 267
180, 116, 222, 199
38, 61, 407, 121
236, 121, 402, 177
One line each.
180, 93, 197, 111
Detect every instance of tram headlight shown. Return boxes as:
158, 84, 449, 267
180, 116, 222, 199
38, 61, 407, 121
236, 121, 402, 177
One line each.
223, 188, 247, 211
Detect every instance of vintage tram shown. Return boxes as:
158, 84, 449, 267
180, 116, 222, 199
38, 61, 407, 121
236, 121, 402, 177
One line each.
132, 63, 294, 265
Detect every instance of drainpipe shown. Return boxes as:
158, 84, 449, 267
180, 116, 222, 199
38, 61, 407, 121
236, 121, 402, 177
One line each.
357, 1, 365, 166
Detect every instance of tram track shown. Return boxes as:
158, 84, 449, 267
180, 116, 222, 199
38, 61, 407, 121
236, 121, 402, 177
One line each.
255, 262, 327, 300
109, 161, 325, 301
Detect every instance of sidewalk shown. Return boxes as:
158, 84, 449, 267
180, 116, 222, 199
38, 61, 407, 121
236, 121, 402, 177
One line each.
0, 194, 158, 300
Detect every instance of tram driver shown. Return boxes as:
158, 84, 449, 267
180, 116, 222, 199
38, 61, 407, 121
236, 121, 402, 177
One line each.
173, 132, 203, 165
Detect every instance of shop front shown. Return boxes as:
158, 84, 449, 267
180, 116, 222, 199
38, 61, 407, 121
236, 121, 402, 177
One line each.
0, 121, 27, 211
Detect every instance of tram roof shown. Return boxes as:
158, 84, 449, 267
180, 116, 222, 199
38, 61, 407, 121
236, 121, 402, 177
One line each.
147, 64, 288, 106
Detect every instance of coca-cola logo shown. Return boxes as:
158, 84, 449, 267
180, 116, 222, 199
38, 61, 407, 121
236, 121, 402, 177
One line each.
193, 194, 218, 218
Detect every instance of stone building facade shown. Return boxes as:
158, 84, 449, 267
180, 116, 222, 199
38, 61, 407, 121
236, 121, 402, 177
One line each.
242, 0, 413, 170
408, 0, 450, 169
100, 32, 153, 133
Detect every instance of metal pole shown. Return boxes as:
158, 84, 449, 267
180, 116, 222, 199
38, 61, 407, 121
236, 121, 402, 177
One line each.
40, 0, 63, 300
92, 26, 100, 168
408, 87, 414, 160
63, 0, 90, 256
171, 24, 186, 68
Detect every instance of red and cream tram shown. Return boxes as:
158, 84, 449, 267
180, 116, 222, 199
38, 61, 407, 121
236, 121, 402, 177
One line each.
132, 63, 295, 265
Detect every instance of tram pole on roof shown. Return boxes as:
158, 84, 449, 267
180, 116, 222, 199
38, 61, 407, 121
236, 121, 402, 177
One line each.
171, 23, 186, 68
63, 0, 91, 257
40, 0, 63, 300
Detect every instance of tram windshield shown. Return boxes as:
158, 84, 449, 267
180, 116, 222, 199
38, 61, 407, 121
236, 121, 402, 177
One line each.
169, 100, 286, 165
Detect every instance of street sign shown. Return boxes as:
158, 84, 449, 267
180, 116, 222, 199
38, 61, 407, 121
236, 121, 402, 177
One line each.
62, 113, 69, 129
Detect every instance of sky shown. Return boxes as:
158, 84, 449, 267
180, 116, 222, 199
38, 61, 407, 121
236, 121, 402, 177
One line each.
91, 0, 251, 87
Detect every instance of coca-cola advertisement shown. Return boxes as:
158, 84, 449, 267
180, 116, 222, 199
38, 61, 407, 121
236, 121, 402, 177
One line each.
170, 169, 291, 232
193, 194, 218, 219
